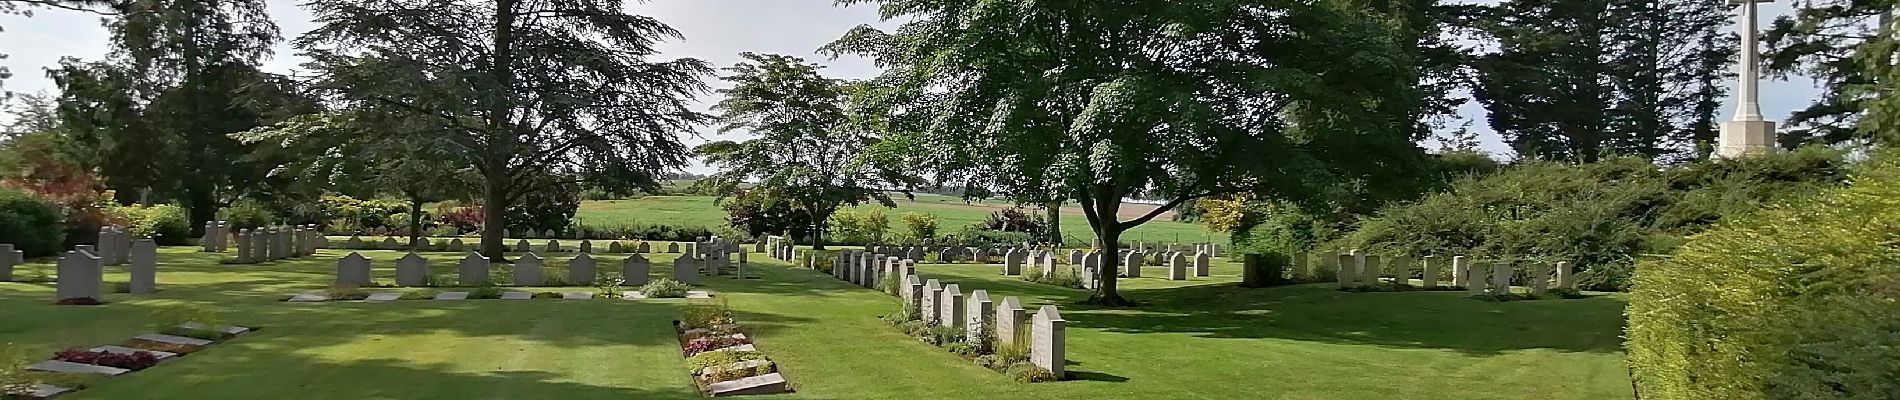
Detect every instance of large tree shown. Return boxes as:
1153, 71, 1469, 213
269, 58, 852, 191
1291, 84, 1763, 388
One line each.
1766, 1, 1900, 147
827, 0, 1422, 305
1473, 0, 1731, 163
47, 0, 300, 231
238, 111, 472, 246
296, 0, 711, 259
696, 52, 911, 249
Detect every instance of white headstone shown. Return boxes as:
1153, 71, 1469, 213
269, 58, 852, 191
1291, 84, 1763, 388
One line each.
458, 252, 489, 286
337, 252, 372, 286
1031, 305, 1066, 379
513, 253, 546, 286
396, 252, 429, 286
939, 283, 966, 329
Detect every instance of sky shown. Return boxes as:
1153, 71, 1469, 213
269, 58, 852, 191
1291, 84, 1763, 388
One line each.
0, 0, 1827, 173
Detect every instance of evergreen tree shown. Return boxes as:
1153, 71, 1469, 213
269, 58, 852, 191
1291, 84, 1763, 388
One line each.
1768, 1, 1900, 146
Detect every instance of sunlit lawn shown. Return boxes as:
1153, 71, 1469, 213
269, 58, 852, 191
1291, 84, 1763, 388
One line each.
0, 245, 1630, 399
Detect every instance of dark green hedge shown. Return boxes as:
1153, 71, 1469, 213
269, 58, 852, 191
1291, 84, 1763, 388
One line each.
0, 187, 66, 257
1626, 150, 1900, 400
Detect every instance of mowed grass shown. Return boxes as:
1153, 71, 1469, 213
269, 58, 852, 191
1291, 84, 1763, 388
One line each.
575, 193, 1227, 244
3, 244, 1629, 399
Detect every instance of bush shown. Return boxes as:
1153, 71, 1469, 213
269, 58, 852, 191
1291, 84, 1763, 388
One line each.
109, 204, 190, 245
900, 212, 938, 240
575, 222, 726, 242
921, 325, 964, 346
1333, 147, 1847, 291
217, 198, 277, 230
1022, 265, 1085, 289
642, 278, 690, 298
827, 207, 889, 245
681, 301, 735, 330
1626, 150, 1900, 400
1003, 361, 1057, 383
52, 348, 160, 371
719, 189, 814, 240
505, 176, 579, 233
0, 187, 64, 257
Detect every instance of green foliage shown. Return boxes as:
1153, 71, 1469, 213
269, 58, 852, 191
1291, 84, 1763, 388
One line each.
684, 350, 767, 373
945, 224, 1036, 247
468, 286, 503, 299
900, 212, 938, 240
640, 278, 690, 298
1022, 265, 1085, 289
827, 207, 889, 245
1627, 150, 1900, 400
575, 222, 724, 242
1003, 362, 1058, 383
680, 301, 735, 330
109, 204, 190, 245
0, 187, 65, 257
1338, 147, 1847, 290
920, 325, 964, 347
216, 198, 277, 230
506, 177, 580, 233
716, 189, 814, 240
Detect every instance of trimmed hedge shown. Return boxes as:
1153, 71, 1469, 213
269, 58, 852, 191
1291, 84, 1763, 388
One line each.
0, 187, 65, 257
1626, 150, 1900, 400
111, 204, 191, 245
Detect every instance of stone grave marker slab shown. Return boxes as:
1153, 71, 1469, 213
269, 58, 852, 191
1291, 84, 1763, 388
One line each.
365, 292, 402, 302
287, 292, 329, 302
27, 360, 128, 376
622, 291, 648, 299
133, 333, 213, 347
30, 384, 72, 398
708, 372, 789, 396
562, 292, 592, 300
500, 291, 533, 300
435, 292, 470, 300
686, 290, 712, 299
177, 322, 250, 336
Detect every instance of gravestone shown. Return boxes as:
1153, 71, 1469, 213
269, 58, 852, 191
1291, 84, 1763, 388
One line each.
1168, 252, 1188, 280
395, 252, 429, 286
1529, 262, 1550, 293
1031, 305, 1066, 379
1080, 251, 1101, 280
996, 296, 1026, 345
1451, 255, 1469, 287
905, 247, 924, 261
939, 283, 965, 329
448, 238, 465, 252
752, 240, 766, 253
1489, 262, 1512, 296
414, 237, 432, 252
623, 254, 651, 285
96, 227, 119, 266
458, 252, 490, 286
1421, 255, 1440, 288
543, 229, 556, 238
578, 240, 592, 253
569, 253, 597, 285
336, 252, 372, 286
966, 289, 994, 343
513, 253, 546, 286
546, 240, 562, 253
202, 221, 220, 252
344, 234, 363, 250
636, 242, 651, 253
1003, 249, 1023, 275
1360, 255, 1382, 286
0, 244, 17, 282
1336, 253, 1358, 287
1388, 256, 1411, 285
1194, 252, 1212, 277
1556, 261, 1576, 290
502, 228, 510, 238
128, 239, 157, 294
921, 279, 943, 325
667, 243, 680, 253
56, 250, 103, 302
514, 239, 531, 252
1068, 250, 1082, 265
607, 241, 624, 253
673, 255, 700, 284
1122, 251, 1143, 278
380, 236, 400, 251
235, 230, 253, 262
1466, 261, 1488, 296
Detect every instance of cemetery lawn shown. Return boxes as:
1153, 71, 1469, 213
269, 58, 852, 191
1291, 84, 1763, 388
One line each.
1, 246, 1631, 399
576, 193, 1226, 244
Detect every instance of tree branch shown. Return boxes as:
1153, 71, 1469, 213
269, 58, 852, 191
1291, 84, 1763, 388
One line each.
1117, 188, 1232, 231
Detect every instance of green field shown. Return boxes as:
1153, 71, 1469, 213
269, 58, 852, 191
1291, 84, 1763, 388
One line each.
0, 245, 1629, 399
576, 194, 1227, 244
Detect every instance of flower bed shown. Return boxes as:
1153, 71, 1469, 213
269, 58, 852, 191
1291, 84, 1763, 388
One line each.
673, 301, 790, 397
2, 322, 254, 399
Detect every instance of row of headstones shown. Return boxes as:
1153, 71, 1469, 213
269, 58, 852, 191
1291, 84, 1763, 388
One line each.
334, 251, 701, 287
1090, 239, 1225, 258
337, 236, 746, 257
227, 224, 325, 264
0, 243, 26, 282
1300, 251, 1580, 294
53, 241, 161, 302
817, 247, 1068, 378
764, 236, 797, 261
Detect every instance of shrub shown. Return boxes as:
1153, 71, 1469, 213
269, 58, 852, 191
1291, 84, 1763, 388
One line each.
107, 204, 191, 245
994, 335, 1031, 364
682, 335, 752, 356
1333, 147, 1847, 291
900, 212, 938, 240
469, 286, 504, 299
921, 325, 964, 346
52, 348, 160, 371
685, 350, 767, 372
505, 177, 579, 233
1022, 265, 1085, 289
945, 224, 1035, 247
680, 301, 735, 330
1626, 150, 1900, 400
718, 189, 814, 240
945, 342, 979, 356
0, 187, 65, 257
217, 199, 278, 230
642, 278, 690, 298
1003, 361, 1057, 383
827, 207, 889, 245
435, 203, 484, 234
575, 222, 725, 242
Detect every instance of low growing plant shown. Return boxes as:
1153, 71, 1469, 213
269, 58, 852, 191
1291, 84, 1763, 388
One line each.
1003, 361, 1058, 383
682, 335, 753, 356
52, 348, 159, 371
642, 278, 690, 298
468, 286, 504, 299
680, 300, 735, 330
684, 350, 768, 372
122, 339, 202, 355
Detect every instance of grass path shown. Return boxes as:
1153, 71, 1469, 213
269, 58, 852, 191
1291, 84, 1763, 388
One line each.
0, 245, 1630, 399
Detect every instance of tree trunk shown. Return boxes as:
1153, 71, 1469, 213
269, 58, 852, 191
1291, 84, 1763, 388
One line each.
1044, 200, 1062, 245
408, 197, 424, 248
480, 177, 508, 260
1088, 224, 1132, 306
808, 208, 830, 250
